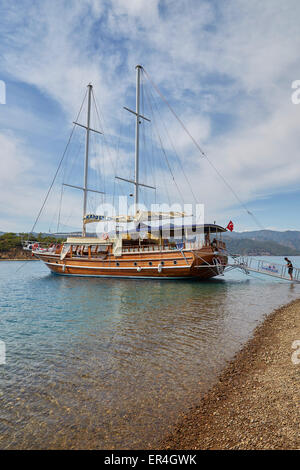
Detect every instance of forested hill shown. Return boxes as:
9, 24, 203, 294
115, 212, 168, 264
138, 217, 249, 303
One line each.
0, 233, 64, 259
224, 230, 300, 256
0, 230, 300, 258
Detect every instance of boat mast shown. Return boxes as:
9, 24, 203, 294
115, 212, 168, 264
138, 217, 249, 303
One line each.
115, 66, 154, 214
134, 65, 142, 210
83, 83, 92, 236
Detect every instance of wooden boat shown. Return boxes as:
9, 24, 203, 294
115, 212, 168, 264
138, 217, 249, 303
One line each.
34, 224, 227, 279
33, 66, 228, 279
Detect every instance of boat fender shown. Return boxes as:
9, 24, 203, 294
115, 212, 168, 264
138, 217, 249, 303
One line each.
158, 263, 163, 273
137, 267, 142, 272
62, 264, 66, 272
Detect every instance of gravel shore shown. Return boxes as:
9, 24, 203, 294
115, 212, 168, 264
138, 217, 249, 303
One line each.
158, 299, 300, 450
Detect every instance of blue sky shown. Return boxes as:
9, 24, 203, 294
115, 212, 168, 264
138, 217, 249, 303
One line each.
0, 0, 300, 233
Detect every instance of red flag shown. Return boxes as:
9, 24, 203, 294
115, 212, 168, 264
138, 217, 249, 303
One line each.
226, 220, 234, 232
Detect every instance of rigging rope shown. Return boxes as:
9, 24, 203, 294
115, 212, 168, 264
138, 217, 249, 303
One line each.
92, 89, 129, 202
16, 90, 88, 272
143, 72, 198, 204
143, 78, 184, 205
28, 89, 88, 236
142, 67, 265, 230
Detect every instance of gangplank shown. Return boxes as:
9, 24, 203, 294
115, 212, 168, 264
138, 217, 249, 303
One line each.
226, 256, 300, 283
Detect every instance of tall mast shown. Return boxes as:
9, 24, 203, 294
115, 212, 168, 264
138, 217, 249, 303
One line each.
115, 66, 154, 214
134, 65, 142, 211
66, 83, 104, 236
83, 83, 92, 236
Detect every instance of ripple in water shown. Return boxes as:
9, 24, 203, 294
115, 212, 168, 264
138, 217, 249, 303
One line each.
0, 258, 299, 449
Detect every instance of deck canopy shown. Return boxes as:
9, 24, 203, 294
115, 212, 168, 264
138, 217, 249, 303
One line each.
203, 224, 227, 233
83, 210, 187, 225
65, 224, 226, 244
66, 237, 112, 245
118, 222, 226, 237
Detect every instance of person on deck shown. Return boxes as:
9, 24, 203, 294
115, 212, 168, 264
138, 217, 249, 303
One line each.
284, 257, 293, 280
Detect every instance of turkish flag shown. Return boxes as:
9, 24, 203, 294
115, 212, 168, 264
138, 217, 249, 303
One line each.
226, 220, 234, 232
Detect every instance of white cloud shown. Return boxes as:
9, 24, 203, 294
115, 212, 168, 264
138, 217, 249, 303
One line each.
0, 132, 33, 187
1, 0, 300, 230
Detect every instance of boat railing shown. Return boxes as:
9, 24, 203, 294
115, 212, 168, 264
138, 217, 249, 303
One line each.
185, 240, 204, 250
234, 256, 300, 282
120, 240, 206, 253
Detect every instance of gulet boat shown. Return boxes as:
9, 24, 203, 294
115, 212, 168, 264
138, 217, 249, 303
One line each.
33, 66, 228, 279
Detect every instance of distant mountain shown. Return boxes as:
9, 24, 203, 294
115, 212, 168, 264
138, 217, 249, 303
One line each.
225, 230, 300, 251
223, 237, 300, 256
1, 229, 300, 256
223, 230, 300, 255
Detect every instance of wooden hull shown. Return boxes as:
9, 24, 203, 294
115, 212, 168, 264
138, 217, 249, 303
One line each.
35, 247, 228, 280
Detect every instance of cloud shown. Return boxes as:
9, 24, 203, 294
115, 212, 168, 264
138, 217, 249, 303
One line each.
0, 132, 33, 184
1, 0, 300, 231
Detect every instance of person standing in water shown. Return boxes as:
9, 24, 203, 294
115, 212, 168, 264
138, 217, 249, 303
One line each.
284, 257, 293, 280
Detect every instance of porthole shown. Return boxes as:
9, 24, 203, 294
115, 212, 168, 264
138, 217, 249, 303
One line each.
173, 260, 177, 265
149, 261, 152, 266
116, 262, 120, 266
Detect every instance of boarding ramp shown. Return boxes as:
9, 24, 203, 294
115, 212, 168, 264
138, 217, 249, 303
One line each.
227, 256, 300, 283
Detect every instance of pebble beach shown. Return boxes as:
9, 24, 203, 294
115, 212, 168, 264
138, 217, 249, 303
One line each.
158, 299, 300, 450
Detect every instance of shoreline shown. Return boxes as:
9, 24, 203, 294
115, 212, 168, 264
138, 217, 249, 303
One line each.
157, 299, 300, 450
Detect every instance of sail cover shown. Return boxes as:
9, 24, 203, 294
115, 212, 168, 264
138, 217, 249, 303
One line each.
83, 211, 187, 225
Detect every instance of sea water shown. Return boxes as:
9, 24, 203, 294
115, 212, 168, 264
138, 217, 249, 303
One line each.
0, 257, 299, 449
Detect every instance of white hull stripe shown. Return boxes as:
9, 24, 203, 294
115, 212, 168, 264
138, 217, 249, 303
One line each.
45, 261, 192, 270
51, 272, 195, 280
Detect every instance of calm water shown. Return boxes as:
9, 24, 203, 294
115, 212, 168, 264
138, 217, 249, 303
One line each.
0, 257, 299, 449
